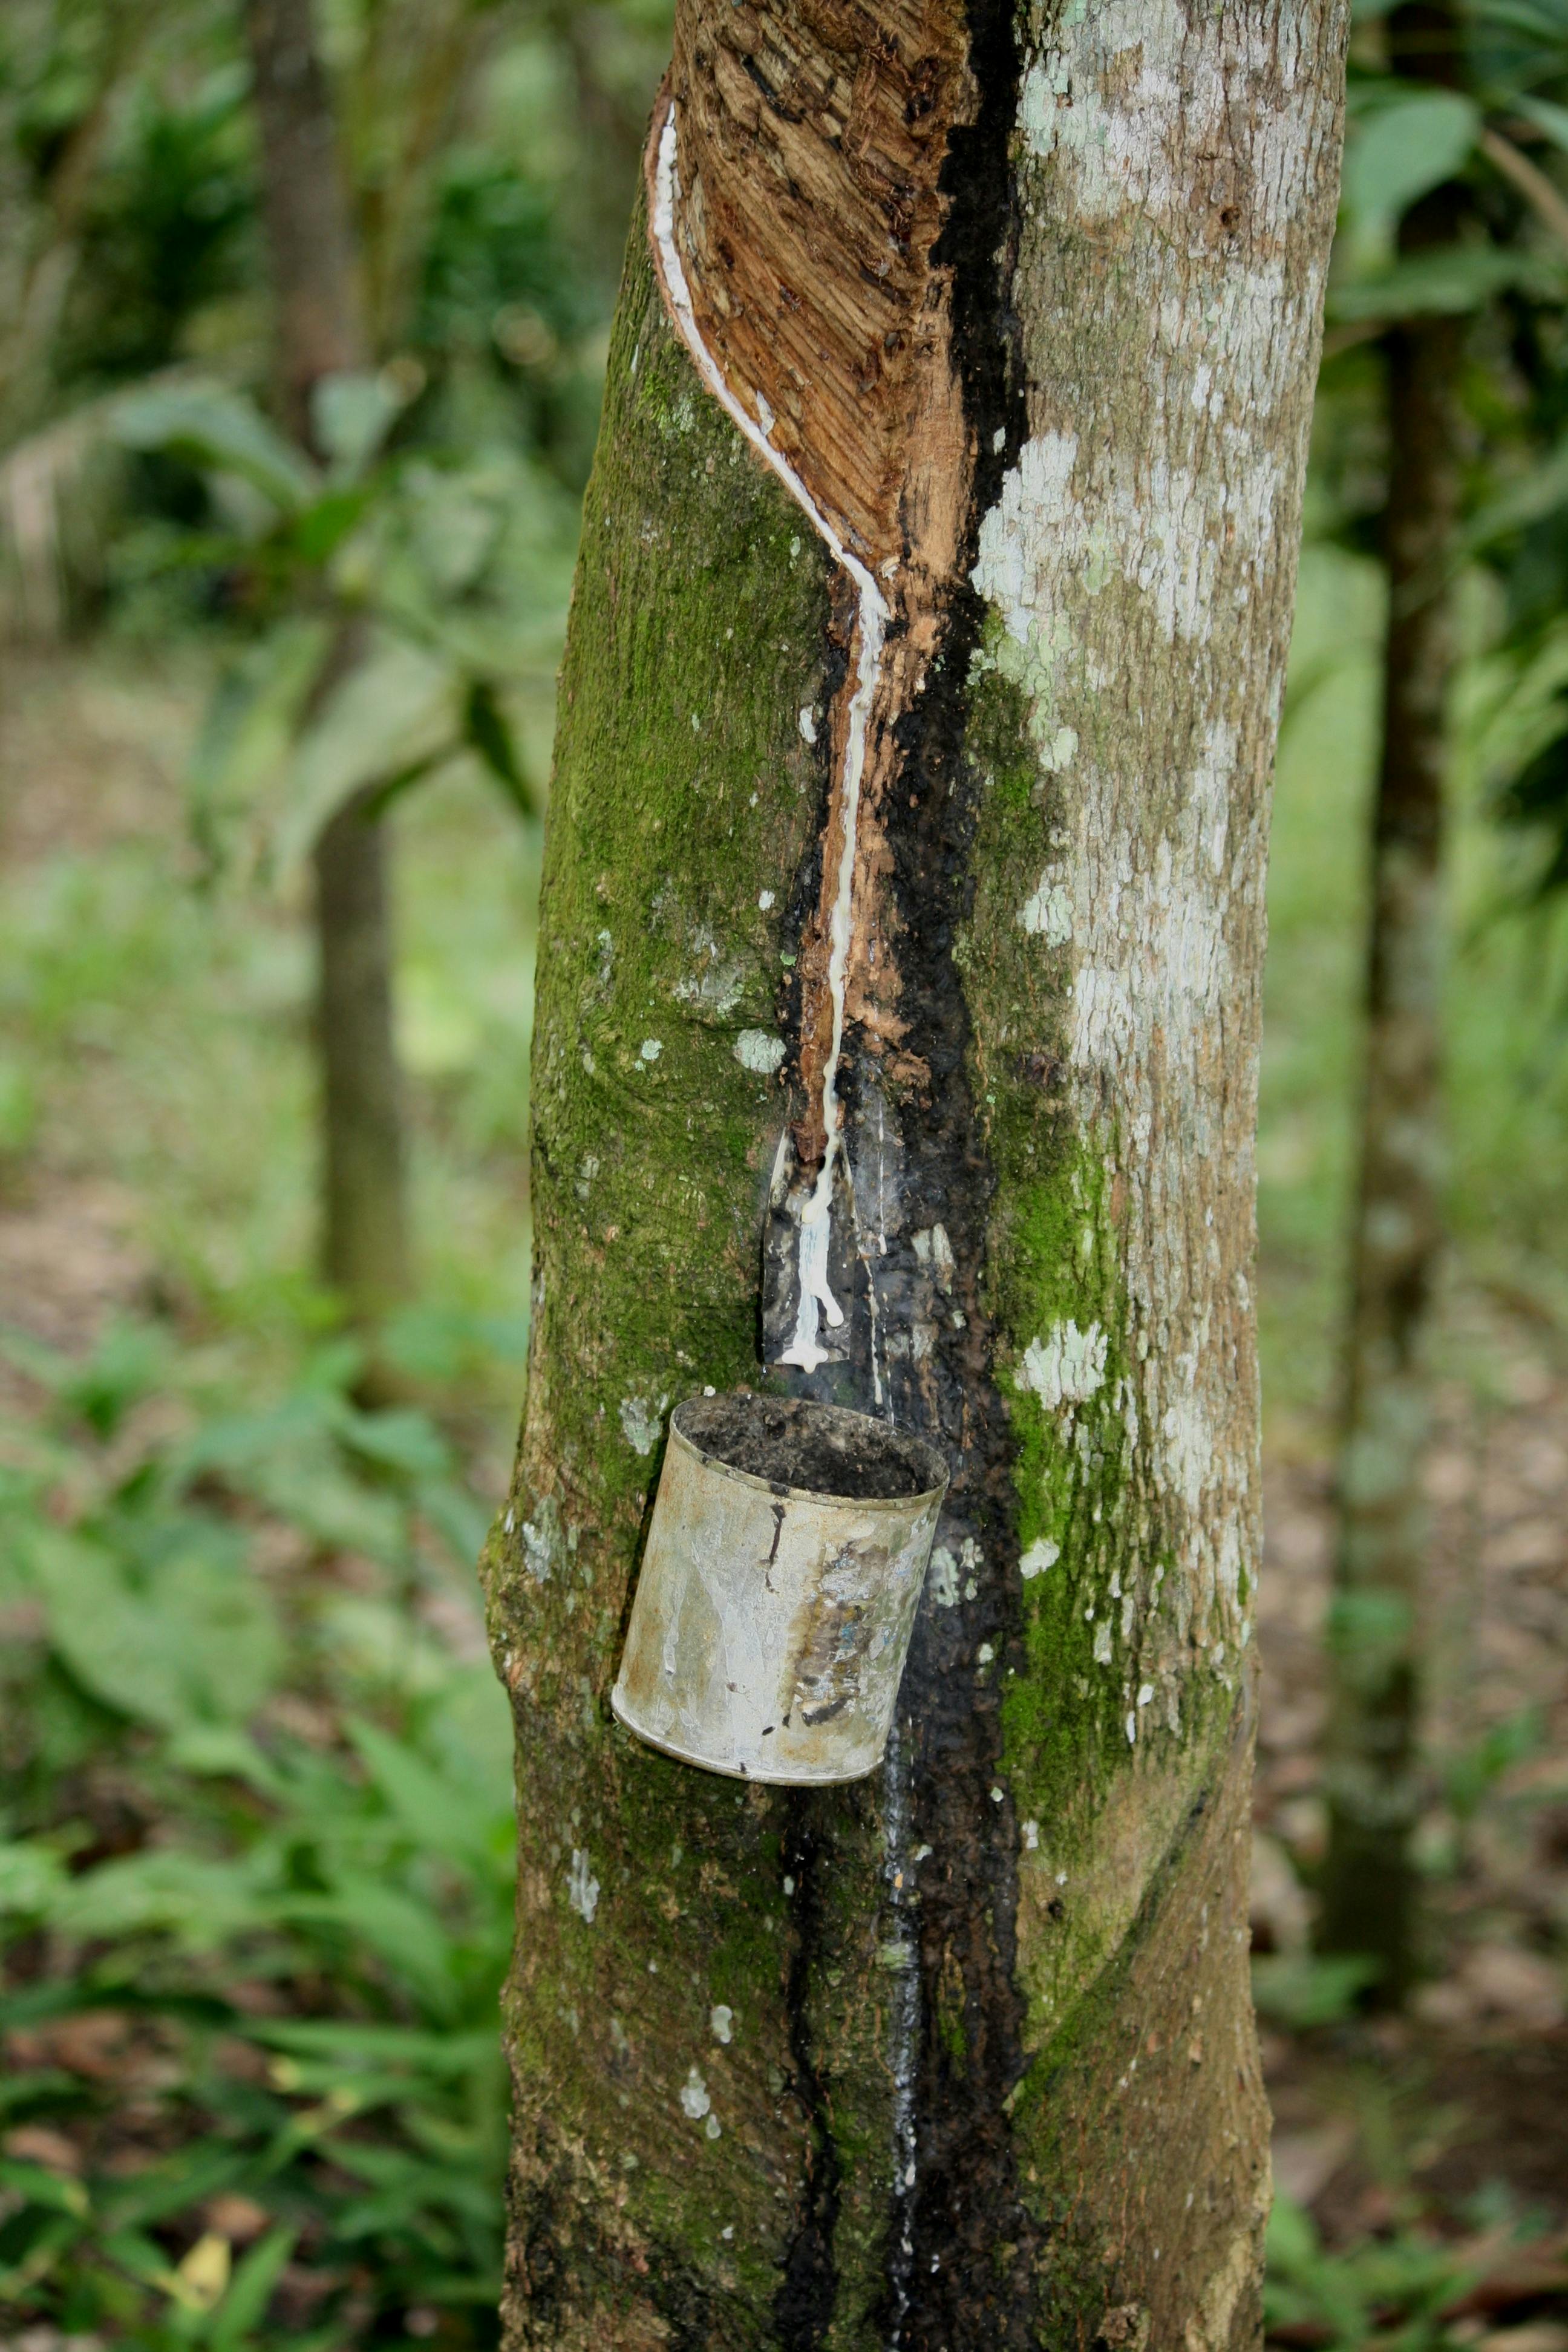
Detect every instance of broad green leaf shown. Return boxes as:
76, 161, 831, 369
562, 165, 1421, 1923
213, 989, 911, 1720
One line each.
1264, 2192, 1321, 2275
175, 1390, 408, 1561
416, 1474, 492, 1571
402, 465, 505, 595
0, 1841, 67, 1916
347, 1719, 496, 1863
277, 1878, 464, 2019
1445, 1704, 1546, 1818
424, 1662, 515, 1794
0, 1315, 167, 1436
336, 1403, 453, 1481
268, 632, 463, 879
209, 2224, 298, 2351
381, 1301, 532, 1390
1341, 91, 1480, 237
1515, 91, 1568, 151
247, 2018, 498, 2071
0, 2158, 89, 2218
463, 676, 534, 817
1464, 430, 1568, 553
290, 482, 376, 567
48, 1850, 267, 1945
165, 1723, 289, 1797
1329, 241, 1565, 318
1251, 1950, 1380, 2028
100, 2144, 256, 2234
312, 371, 408, 482
188, 617, 333, 867
27, 1523, 282, 1731
112, 380, 318, 516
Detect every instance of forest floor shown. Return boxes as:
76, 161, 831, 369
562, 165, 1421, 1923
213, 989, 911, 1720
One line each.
2, 633, 1567, 2347
1255, 1333, 1568, 2344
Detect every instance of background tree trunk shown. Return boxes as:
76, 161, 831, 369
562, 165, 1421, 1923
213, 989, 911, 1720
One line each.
1319, 0, 1463, 2005
244, 0, 410, 1333
488, 5, 1347, 2345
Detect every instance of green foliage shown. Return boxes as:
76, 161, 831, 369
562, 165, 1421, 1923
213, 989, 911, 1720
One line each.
1265, 2195, 1492, 2351
1263, 544, 1568, 1420
101, 372, 578, 878
1253, 1953, 1383, 2029
60, 61, 256, 389
1443, 1704, 1547, 1820
1340, 89, 1482, 271
0, 1318, 514, 2347
115, 381, 318, 515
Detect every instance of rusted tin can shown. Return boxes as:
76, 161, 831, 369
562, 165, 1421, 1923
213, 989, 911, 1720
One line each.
612, 1393, 948, 1785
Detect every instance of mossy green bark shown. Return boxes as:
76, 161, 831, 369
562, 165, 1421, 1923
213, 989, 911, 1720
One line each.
488, 227, 904, 2350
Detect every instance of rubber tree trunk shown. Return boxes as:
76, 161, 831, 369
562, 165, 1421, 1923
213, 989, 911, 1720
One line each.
245, 0, 410, 1330
486, 6, 1347, 2346
1318, 4, 1462, 2005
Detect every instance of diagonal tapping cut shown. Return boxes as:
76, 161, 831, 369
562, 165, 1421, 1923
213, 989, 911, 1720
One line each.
647, 13, 975, 1372
654, 101, 887, 1371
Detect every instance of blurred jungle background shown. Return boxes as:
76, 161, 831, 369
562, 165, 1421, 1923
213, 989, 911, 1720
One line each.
3, 1, 1568, 2345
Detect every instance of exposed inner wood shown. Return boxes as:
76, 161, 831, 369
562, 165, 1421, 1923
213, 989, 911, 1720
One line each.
647, 0, 977, 1168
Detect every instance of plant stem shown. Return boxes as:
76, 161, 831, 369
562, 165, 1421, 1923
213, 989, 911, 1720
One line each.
1320, 1, 1464, 2004
244, 0, 410, 1336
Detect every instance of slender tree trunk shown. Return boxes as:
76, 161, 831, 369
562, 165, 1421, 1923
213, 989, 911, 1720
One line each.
244, 0, 410, 1331
1318, 2, 1462, 2004
488, 6, 1347, 2346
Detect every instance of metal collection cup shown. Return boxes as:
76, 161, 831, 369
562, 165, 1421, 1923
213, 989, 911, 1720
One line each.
612, 1393, 949, 1786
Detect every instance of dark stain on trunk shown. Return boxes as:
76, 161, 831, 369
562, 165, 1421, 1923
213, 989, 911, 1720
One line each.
868, 1, 1039, 2340
735, 0, 1041, 2334
775, 1795, 844, 2350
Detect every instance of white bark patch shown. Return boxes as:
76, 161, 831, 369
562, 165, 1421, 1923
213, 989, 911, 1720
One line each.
679, 2066, 711, 2121
567, 1849, 599, 1923
975, 425, 1282, 659
927, 1546, 960, 1608
734, 1029, 786, 1075
520, 1494, 563, 1583
969, 0, 1338, 1691
710, 2005, 733, 2044
1018, 1320, 1109, 1410
1021, 0, 1329, 291
911, 1223, 956, 1290
619, 1395, 667, 1456
1018, 872, 1073, 944
674, 963, 745, 1018
1021, 1538, 1060, 1579
979, 9, 1327, 682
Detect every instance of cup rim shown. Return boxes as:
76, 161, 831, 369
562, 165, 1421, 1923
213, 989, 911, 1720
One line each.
667, 1391, 949, 1512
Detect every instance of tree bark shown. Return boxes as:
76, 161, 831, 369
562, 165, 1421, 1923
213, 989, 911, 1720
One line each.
488, 5, 1347, 2345
1318, 2, 1462, 2005
244, 0, 410, 1331
246, 0, 368, 442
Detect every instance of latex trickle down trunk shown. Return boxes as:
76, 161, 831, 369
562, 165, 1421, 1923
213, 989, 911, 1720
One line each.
488, 5, 1348, 2347
1319, 0, 1462, 2004
245, 0, 410, 1336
